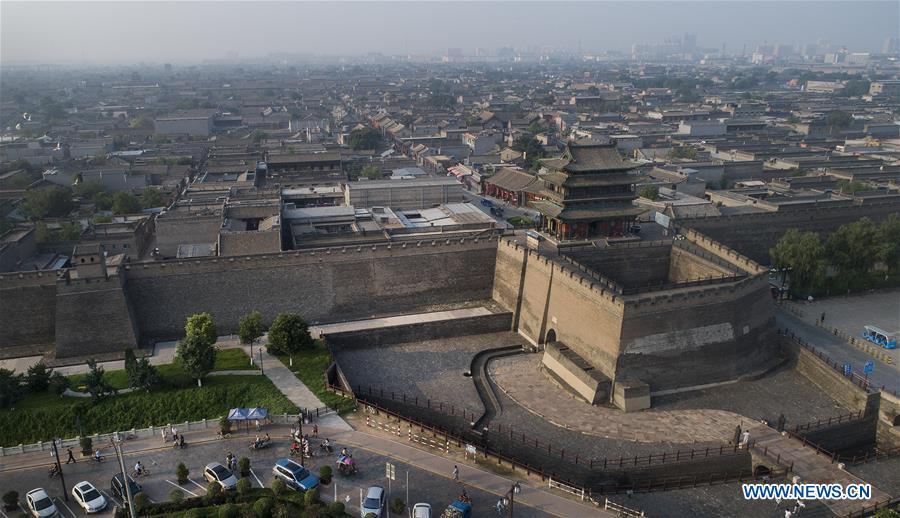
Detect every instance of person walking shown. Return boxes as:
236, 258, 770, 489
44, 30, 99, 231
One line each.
312, 424, 318, 438
226, 452, 233, 469
179, 435, 185, 449
230, 456, 238, 472
452, 465, 459, 481
161, 428, 167, 443
66, 447, 76, 464
171, 426, 178, 442
255, 419, 261, 432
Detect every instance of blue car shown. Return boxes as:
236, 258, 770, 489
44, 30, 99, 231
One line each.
272, 458, 319, 491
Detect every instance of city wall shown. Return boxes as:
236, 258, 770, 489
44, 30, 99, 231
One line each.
125, 237, 500, 341
678, 201, 900, 264
0, 271, 57, 354
324, 313, 513, 351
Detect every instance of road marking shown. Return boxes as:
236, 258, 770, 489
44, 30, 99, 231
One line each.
188, 478, 208, 492
164, 480, 198, 497
18, 505, 28, 515
0, 506, 9, 518
55, 498, 78, 518
250, 468, 264, 487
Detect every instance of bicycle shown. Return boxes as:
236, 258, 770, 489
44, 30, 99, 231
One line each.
131, 469, 151, 478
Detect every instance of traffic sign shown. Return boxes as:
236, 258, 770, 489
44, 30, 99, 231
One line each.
864, 361, 874, 375
843, 363, 852, 376
385, 462, 395, 481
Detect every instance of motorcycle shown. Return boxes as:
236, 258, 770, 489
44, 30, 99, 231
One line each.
318, 442, 334, 454
249, 439, 272, 451
336, 454, 357, 476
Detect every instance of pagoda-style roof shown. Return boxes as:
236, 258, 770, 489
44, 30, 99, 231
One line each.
530, 200, 646, 221
542, 140, 637, 174
541, 171, 640, 188
485, 167, 538, 192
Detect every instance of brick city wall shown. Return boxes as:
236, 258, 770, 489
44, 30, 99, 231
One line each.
54, 270, 140, 358
218, 228, 282, 256
324, 313, 513, 351
0, 271, 57, 353
564, 243, 672, 287
617, 276, 779, 391
126, 237, 500, 341
797, 416, 877, 455
678, 201, 900, 264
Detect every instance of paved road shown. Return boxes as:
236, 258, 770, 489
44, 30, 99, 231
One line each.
462, 191, 539, 228
0, 434, 554, 518
776, 309, 900, 393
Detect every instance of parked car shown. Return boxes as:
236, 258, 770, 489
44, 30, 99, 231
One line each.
480, 199, 493, 207
72, 481, 107, 514
361, 486, 386, 518
272, 458, 319, 492
203, 462, 238, 490
110, 473, 141, 500
25, 488, 58, 518
412, 502, 432, 518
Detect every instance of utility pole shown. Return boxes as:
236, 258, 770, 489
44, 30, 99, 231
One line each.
50, 439, 69, 501
298, 411, 304, 467
113, 439, 137, 518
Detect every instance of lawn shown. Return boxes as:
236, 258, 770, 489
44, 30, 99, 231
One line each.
67, 348, 256, 391
278, 341, 357, 414
2, 350, 294, 446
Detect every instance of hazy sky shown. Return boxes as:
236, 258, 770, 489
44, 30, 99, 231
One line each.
2, 1, 898, 64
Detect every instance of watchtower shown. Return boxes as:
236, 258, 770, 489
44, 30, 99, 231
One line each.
71, 243, 107, 279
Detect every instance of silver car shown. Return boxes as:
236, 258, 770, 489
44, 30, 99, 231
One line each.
25, 488, 59, 518
204, 462, 238, 490
72, 481, 107, 514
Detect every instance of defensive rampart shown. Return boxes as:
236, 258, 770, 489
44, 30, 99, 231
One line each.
125, 236, 500, 341
324, 313, 513, 351
0, 270, 57, 354
677, 201, 900, 264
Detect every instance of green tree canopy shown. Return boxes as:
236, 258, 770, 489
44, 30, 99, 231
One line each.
511, 136, 546, 170
238, 311, 264, 346
124, 348, 159, 390
638, 185, 660, 201
836, 179, 868, 194
876, 214, 900, 272
267, 313, 313, 356
825, 217, 880, 287
669, 147, 698, 160
347, 128, 382, 150
0, 368, 25, 408
111, 191, 142, 214
141, 187, 164, 209
177, 312, 218, 385
826, 111, 852, 133
361, 164, 382, 180
84, 359, 114, 402
21, 186, 75, 218
769, 229, 825, 295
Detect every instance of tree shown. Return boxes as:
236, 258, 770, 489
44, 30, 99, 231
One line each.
124, 348, 159, 390
251, 131, 268, 143
837, 80, 870, 97
347, 127, 382, 150
361, 164, 382, 180
84, 359, 114, 402
267, 313, 313, 355
527, 121, 544, 134
129, 115, 153, 129
185, 312, 217, 345
111, 191, 141, 214
587, 86, 601, 96
877, 214, 900, 273
826, 111, 852, 133
669, 147, 698, 160
238, 310, 264, 363
769, 229, 825, 295
141, 187, 164, 209
836, 179, 868, 194
0, 369, 24, 408
176, 463, 189, 484
176, 333, 217, 387
638, 185, 660, 201
48, 371, 70, 395
25, 361, 52, 392
511, 136, 546, 170
2, 491, 19, 511
825, 217, 880, 289
169, 489, 184, 504
132, 493, 151, 514
21, 186, 75, 219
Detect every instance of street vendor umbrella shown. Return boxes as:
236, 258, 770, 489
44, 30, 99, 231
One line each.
227, 408, 250, 421
246, 408, 268, 420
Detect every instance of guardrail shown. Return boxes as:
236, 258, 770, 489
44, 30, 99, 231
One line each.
779, 329, 879, 393
347, 383, 750, 470
0, 411, 335, 457
790, 410, 865, 434
845, 496, 900, 518
549, 478, 645, 517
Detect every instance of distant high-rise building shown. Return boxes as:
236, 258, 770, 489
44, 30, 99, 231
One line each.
883, 37, 900, 54
683, 33, 697, 51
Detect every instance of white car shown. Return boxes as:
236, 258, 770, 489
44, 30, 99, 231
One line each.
25, 488, 59, 518
203, 462, 238, 490
412, 503, 432, 518
72, 481, 107, 514
361, 486, 385, 518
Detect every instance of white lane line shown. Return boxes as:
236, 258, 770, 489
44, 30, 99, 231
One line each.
0, 506, 9, 518
164, 480, 198, 497
55, 498, 78, 518
18, 505, 28, 515
188, 478, 208, 492
249, 468, 264, 487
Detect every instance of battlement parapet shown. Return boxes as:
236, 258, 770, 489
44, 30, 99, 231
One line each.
0, 270, 59, 288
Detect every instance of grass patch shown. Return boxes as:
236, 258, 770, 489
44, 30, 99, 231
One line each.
278, 341, 357, 414
474, 456, 516, 477
506, 215, 534, 227
213, 347, 258, 371
2, 374, 296, 446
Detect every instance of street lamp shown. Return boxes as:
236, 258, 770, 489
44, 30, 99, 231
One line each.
499, 482, 522, 518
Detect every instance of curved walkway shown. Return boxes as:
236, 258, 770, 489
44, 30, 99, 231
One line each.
470, 346, 524, 430
489, 354, 744, 444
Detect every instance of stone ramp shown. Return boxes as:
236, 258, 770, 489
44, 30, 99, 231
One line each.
750, 425, 892, 516
310, 307, 493, 337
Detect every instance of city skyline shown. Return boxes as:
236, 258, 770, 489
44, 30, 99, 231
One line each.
2, 1, 898, 65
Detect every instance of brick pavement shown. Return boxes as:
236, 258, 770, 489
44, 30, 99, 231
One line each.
490, 355, 743, 444
749, 425, 893, 516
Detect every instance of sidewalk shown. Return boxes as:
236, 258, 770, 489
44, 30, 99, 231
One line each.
336, 428, 614, 517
